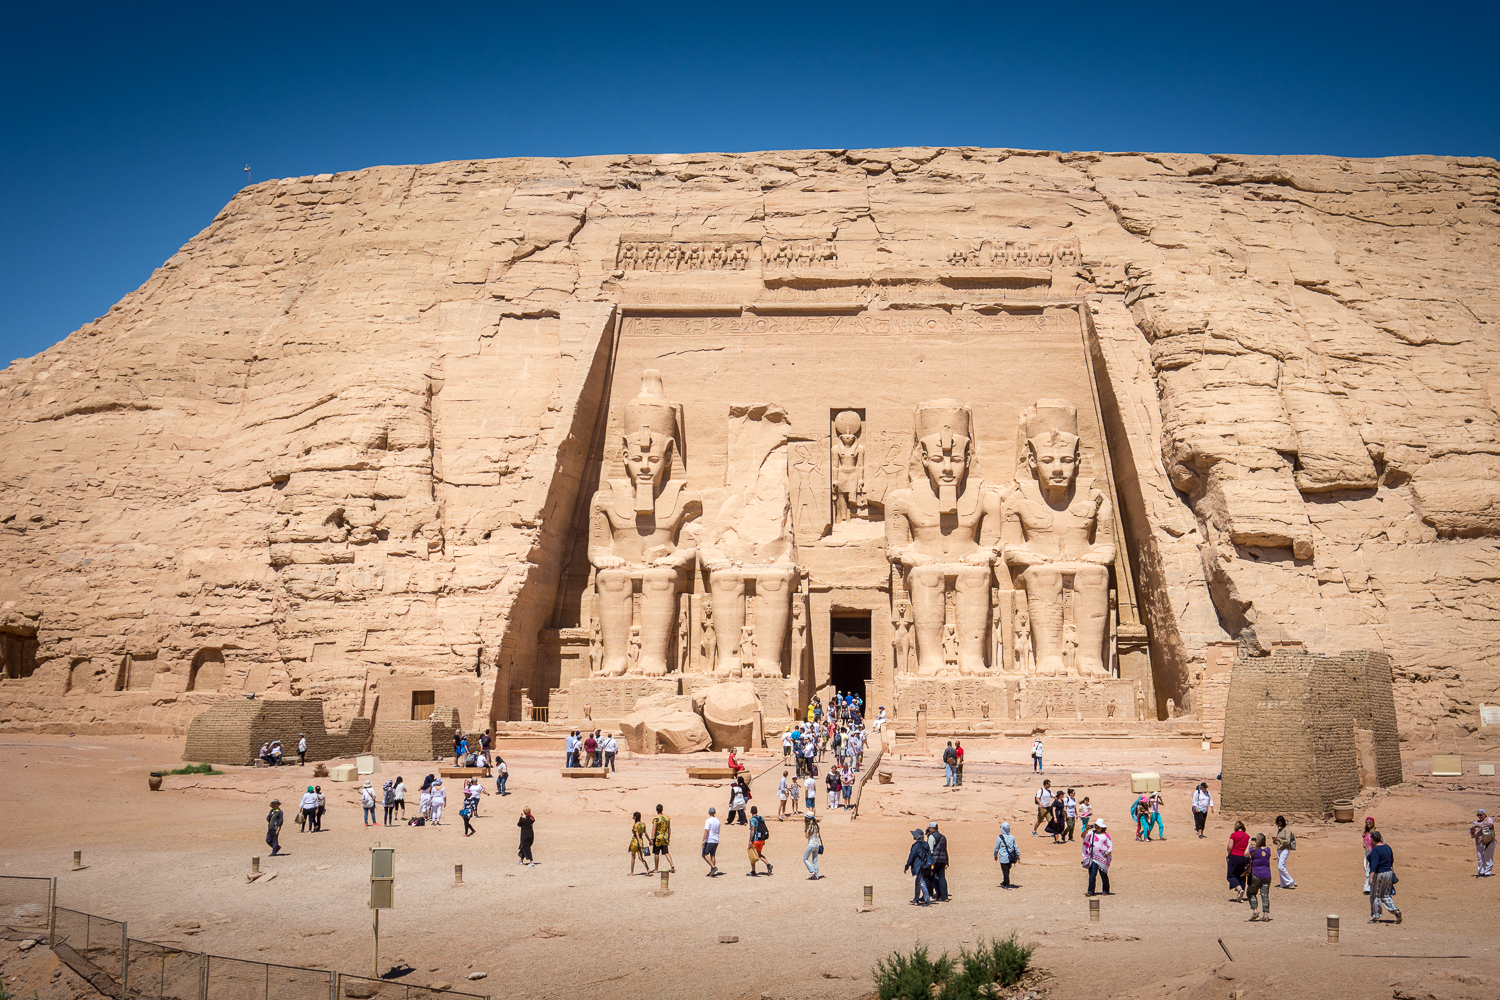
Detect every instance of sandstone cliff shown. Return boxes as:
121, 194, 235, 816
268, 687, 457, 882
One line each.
0, 148, 1495, 741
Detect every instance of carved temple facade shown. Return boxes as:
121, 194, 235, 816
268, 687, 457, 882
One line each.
534, 241, 1156, 725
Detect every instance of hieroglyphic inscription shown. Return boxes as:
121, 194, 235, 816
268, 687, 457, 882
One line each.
623, 311, 1079, 339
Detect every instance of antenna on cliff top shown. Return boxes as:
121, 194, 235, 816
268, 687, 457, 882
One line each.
244, 164, 252, 186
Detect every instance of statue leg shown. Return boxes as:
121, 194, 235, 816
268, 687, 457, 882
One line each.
954, 565, 991, 675
709, 569, 746, 677
637, 568, 678, 677
1021, 567, 1066, 676
1073, 565, 1111, 675
750, 567, 796, 677
596, 570, 635, 676
906, 566, 947, 676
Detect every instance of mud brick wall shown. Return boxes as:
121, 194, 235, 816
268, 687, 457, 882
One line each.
371, 706, 458, 761
182, 698, 371, 764
1223, 649, 1398, 813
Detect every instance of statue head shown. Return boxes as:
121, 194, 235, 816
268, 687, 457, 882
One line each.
1024, 400, 1081, 497
913, 399, 973, 512
621, 370, 684, 513
833, 409, 862, 447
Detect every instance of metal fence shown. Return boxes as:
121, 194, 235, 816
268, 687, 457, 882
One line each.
54, 905, 126, 982
0, 874, 53, 941
3, 876, 487, 1000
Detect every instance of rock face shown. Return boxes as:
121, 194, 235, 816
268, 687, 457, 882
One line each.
0, 148, 1496, 742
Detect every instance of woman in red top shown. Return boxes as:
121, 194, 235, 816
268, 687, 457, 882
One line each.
1226, 820, 1251, 902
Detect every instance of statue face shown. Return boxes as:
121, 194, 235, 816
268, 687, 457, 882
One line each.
1027, 434, 1079, 492
919, 435, 969, 492
623, 436, 671, 488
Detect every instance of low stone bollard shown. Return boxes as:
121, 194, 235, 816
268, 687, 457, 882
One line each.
1327, 915, 1339, 943
1089, 897, 1100, 922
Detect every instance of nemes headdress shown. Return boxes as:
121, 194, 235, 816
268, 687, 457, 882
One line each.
911, 399, 975, 512
1024, 399, 1079, 446
621, 370, 686, 512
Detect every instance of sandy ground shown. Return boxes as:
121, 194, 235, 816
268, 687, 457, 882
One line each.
1, 735, 1498, 1000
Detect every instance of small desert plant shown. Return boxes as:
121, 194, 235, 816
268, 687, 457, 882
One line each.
873, 943, 955, 1000
874, 935, 1034, 1000
166, 762, 222, 775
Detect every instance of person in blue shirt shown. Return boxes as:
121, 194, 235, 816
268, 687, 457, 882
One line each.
904, 829, 933, 905
1366, 830, 1401, 923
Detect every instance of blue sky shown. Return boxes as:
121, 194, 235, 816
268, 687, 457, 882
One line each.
3, 1, 1496, 365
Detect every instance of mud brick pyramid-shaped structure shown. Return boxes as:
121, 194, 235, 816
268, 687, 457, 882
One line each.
0, 147, 1496, 744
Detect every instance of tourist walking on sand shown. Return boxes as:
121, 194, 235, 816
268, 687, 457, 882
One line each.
495, 757, 508, 795
1227, 820, 1250, 902
702, 807, 722, 876
953, 741, 965, 786
297, 734, 307, 766
747, 806, 773, 876
729, 780, 748, 826
1246, 833, 1273, 920
266, 799, 284, 856
803, 774, 816, 813
803, 810, 823, 879
1192, 783, 1213, 838
1471, 809, 1495, 877
360, 781, 377, 826
1366, 830, 1401, 923
1273, 816, 1297, 888
433, 780, 451, 825
1031, 736, 1044, 772
517, 807, 536, 865
314, 785, 326, 830
1078, 796, 1093, 838
905, 828, 933, 905
1083, 819, 1112, 896
603, 733, 618, 771
460, 795, 476, 837
651, 803, 675, 873
993, 820, 1020, 888
777, 770, 790, 820
629, 811, 650, 874
1047, 794, 1067, 844
419, 782, 433, 822
841, 764, 854, 809
926, 821, 950, 901
1033, 779, 1053, 836
393, 776, 406, 819
299, 786, 319, 833
942, 741, 958, 787
1362, 815, 1376, 893
1064, 789, 1077, 842
1148, 791, 1166, 840
827, 767, 840, 810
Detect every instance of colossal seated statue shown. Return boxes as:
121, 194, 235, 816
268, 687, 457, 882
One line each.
884, 400, 1002, 676
1001, 400, 1115, 677
587, 371, 701, 676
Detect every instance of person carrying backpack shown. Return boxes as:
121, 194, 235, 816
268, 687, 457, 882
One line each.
747, 806, 773, 875
904, 829, 933, 905
942, 741, 958, 787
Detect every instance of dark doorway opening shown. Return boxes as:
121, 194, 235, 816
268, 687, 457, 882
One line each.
411, 691, 435, 721
829, 612, 871, 698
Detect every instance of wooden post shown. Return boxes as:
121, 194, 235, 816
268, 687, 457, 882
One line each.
454, 864, 463, 885
251, 856, 260, 875
372, 907, 379, 978
1326, 914, 1339, 943
1089, 898, 1100, 922
863, 885, 873, 908
73, 850, 83, 871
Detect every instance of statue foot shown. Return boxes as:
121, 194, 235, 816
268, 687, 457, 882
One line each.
637, 659, 669, 677
600, 660, 630, 677
1037, 657, 1066, 677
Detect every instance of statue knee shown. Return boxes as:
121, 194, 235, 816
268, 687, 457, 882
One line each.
956, 565, 990, 587
642, 568, 677, 591
597, 570, 631, 593
1023, 567, 1062, 589
710, 570, 745, 593
756, 568, 795, 593
1077, 565, 1109, 588
909, 565, 943, 588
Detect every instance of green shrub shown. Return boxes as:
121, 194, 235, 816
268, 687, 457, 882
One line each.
165, 762, 222, 775
873, 943, 955, 1000
874, 935, 1034, 1000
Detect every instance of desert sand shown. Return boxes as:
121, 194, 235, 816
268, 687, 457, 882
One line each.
2, 735, 1498, 1000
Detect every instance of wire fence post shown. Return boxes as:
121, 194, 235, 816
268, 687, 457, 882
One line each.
49, 877, 57, 947
332, 971, 340, 1000
199, 953, 209, 1000
121, 922, 130, 995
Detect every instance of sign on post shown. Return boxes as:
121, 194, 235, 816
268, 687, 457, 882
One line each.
369, 848, 394, 978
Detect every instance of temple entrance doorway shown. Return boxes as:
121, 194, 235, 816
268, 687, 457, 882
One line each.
829, 612, 871, 699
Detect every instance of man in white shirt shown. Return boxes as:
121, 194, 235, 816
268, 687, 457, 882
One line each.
873, 707, 886, 733
777, 770, 791, 821
803, 774, 816, 813
603, 734, 618, 771
297, 734, 307, 766
1030, 737, 1044, 772
782, 730, 794, 760
1192, 783, 1214, 838
1033, 779, 1054, 836
701, 807, 722, 876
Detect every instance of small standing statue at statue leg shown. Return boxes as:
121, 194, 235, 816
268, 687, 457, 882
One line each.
884, 400, 1001, 676
587, 371, 701, 676
1001, 400, 1114, 677
831, 409, 866, 524
891, 600, 913, 676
